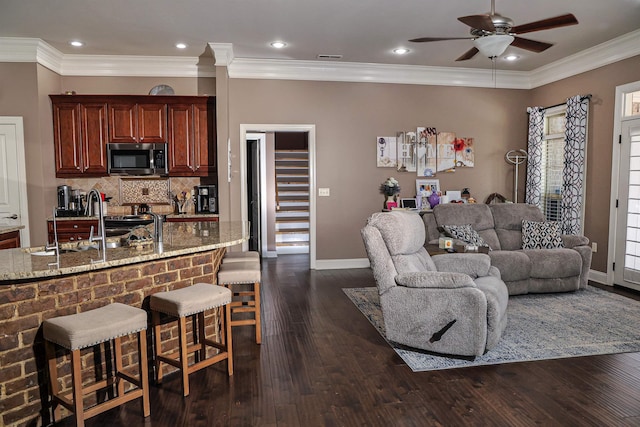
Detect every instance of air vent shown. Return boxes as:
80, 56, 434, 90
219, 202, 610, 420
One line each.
317, 54, 343, 60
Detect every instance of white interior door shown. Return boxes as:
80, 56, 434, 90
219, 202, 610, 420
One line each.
0, 117, 30, 246
614, 117, 640, 290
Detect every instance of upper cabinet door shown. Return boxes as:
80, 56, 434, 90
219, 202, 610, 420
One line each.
108, 102, 167, 143
109, 103, 137, 143
167, 103, 195, 175
81, 103, 108, 175
138, 103, 166, 143
52, 102, 83, 175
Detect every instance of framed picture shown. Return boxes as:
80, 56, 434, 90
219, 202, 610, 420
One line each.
400, 198, 417, 209
416, 178, 440, 196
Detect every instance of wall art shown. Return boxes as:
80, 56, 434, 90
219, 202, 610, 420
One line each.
437, 131, 457, 172
376, 136, 397, 167
397, 131, 417, 172
417, 127, 437, 177
455, 137, 475, 167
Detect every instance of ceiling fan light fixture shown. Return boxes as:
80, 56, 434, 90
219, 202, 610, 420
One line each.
473, 34, 514, 58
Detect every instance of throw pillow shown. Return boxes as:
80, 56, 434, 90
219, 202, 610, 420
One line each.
442, 224, 490, 249
521, 219, 565, 249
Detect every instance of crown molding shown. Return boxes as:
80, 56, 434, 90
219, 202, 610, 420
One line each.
208, 43, 234, 66
529, 29, 640, 89
59, 54, 202, 77
226, 58, 528, 89
1, 30, 638, 88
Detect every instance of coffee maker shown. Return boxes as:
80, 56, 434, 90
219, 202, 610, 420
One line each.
195, 185, 217, 214
57, 185, 83, 216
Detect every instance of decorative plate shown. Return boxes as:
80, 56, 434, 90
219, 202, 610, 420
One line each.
149, 84, 175, 95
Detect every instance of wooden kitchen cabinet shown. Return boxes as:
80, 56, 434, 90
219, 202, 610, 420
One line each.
50, 95, 216, 178
51, 99, 108, 177
108, 102, 167, 143
0, 231, 21, 249
167, 98, 216, 177
47, 219, 99, 244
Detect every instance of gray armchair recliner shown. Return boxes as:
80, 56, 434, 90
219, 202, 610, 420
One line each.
361, 211, 509, 357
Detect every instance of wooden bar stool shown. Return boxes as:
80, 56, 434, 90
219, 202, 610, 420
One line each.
150, 283, 232, 397
222, 251, 260, 264
217, 261, 262, 344
43, 303, 150, 427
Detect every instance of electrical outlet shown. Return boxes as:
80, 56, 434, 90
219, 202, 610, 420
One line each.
592, 242, 598, 253
318, 188, 330, 197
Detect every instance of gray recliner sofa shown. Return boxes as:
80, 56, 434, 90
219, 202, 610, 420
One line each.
361, 210, 509, 357
422, 203, 592, 296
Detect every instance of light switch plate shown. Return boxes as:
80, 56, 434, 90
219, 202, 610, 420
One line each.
318, 188, 330, 197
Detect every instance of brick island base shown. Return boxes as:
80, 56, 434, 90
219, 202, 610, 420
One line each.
0, 248, 226, 427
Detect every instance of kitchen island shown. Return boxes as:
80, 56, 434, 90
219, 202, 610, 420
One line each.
0, 221, 248, 427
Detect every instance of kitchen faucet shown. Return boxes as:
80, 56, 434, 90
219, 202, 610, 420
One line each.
86, 189, 107, 263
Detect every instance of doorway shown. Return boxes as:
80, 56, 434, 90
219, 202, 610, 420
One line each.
240, 124, 317, 269
609, 81, 640, 290
0, 117, 30, 246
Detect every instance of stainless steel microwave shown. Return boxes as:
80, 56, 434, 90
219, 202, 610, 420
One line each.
107, 143, 168, 176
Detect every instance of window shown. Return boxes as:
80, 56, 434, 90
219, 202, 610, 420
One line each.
624, 90, 640, 117
540, 106, 566, 221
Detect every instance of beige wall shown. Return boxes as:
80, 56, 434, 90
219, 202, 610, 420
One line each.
0, 63, 60, 244
531, 55, 640, 272
226, 79, 531, 259
60, 76, 207, 96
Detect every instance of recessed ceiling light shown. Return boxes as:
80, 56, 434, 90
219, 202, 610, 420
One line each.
270, 41, 287, 49
176, 43, 187, 49
70, 41, 84, 47
504, 54, 519, 61
393, 48, 410, 55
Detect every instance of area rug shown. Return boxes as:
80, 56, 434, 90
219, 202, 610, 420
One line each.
343, 286, 640, 371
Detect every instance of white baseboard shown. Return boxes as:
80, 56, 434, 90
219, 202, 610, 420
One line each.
262, 250, 278, 258
314, 258, 370, 270
588, 269, 609, 285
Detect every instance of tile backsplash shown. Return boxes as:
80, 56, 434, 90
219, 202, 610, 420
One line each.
59, 177, 201, 215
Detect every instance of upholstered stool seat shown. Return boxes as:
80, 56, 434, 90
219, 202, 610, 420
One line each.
217, 261, 262, 344
150, 283, 233, 397
43, 303, 150, 427
222, 251, 260, 263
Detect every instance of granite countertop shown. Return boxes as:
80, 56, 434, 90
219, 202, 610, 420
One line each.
0, 225, 25, 234
0, 221, 248, 282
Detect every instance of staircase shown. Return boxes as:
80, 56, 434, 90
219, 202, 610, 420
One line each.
275, 149, 309, 254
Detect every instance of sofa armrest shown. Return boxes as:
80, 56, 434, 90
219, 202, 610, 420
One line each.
431, 253, 492, 278
561, 234, 589, 248
395, 271, 475, 289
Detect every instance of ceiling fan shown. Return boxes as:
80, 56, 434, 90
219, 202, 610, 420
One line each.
409, 0, 578, 61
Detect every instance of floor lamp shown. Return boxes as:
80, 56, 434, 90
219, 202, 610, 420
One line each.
505, 149, 527, 203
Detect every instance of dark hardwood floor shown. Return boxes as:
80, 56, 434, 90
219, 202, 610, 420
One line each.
55, 255, 640, 426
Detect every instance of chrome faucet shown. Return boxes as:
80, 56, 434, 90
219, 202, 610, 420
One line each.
45, 206, 60, 267
86, 189, 107, 263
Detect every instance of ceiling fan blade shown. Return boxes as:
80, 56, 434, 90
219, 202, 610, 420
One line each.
458, 15, 495, 32
511, 36, 553, 53
511, 14, 578, 34
456, 47, 479, 61
409, 36, 473, 43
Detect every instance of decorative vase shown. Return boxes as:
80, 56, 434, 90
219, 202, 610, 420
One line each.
385, 194, 395, 210
428, 191, 440, 209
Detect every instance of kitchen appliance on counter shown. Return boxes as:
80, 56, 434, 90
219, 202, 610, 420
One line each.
56, 185, 84, 217
195, 185, 217, 214
107, 143, 168, 176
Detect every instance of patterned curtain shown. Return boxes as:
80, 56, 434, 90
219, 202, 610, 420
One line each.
525, 107, 544, 206
561, 95, 590, 235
